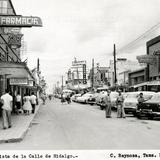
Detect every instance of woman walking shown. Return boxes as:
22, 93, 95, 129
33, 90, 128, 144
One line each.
23, 93, 32, 115
116, 90, 125, 118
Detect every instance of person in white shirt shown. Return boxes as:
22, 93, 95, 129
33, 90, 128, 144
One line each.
16, 92, 21, 114
30, 92, 37, 114
1, 89, 13, 129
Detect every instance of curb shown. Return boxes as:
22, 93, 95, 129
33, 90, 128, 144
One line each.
0, 103, 42, 144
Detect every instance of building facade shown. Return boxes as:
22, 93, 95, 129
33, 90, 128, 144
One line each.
109, 58, 145, 87
0, 0, 42, 111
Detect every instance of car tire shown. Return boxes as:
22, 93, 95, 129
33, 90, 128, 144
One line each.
133, 112, 137, 117
137, 114, 142, 119
100, 106, 103, 110
148, 115, 153, 120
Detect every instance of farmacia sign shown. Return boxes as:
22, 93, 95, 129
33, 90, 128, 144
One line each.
0, 16, 42, 27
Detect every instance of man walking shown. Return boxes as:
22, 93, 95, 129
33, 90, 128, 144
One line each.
1, 89, 13, 129
103, 90, 112, 118
116, 90, 125, 118
30, 92, 37, 114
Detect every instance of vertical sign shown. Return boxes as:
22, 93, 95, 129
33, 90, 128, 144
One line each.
83, 64, 87, 84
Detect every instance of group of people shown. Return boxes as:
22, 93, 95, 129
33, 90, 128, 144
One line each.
103, 90, 126, 118
0, 89, 37, 130
103, 90, 147, 119
61, 93, 71, 104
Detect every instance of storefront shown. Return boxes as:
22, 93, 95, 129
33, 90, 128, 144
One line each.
134, 35, 160, 92
0, 61, 36, 112
0, 0, 42, 114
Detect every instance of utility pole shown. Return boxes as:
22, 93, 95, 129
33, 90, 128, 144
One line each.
61, 76, 64, 91
113, 44, 117, 86
77, 67, 80, 91
91, 58, 94, 88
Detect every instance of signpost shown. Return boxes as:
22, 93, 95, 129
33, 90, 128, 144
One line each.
136, 55, 156, 65
10, 77, 28, 85
0, 16, 42, 27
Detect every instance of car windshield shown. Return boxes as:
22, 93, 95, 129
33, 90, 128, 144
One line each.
110, 92, 118, 98
143, 94, 153, 100
83, 94, 92, 97
126, 93, 138, 98
150, 94, 160, 100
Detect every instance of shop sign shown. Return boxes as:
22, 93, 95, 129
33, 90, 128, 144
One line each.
72, 60, 86, 66
10, 78, 28, 85
136, 55, 156, 65
0, 16, 42, 27
8, 33, 23, 48
83, 64, 87, 84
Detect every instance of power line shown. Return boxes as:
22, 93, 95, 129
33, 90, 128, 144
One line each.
118, 22, 160, 53
97, 21, 160, 64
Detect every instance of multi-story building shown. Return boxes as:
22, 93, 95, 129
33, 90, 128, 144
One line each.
133, 35, 160, 91
66, 58, 89, 90
0, 0, 42, 111
88, 64, 110, 88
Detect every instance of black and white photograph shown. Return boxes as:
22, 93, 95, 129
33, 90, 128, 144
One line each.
0, 0, 160, 153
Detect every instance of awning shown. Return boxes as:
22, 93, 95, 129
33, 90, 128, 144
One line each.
147, 80, 160, 86
131, 80, 160, 88
132, 82, 148, 88
0, 61, 34, 80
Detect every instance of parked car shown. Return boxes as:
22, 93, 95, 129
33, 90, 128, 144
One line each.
87, 93, 99, 105
123, 91, 154, 116
76, 93, 94, 104
136, 92, 160, 119
96, 91, 119, 110
71, 94, 82, 102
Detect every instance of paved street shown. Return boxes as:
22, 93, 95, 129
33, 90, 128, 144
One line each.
0, 98, 160, 150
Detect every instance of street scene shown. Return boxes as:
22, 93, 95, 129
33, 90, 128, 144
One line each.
0, 98, 160, 150
1, 0, 160, 151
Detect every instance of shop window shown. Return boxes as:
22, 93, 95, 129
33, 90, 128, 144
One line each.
0, 0, 7, 14
153, 76, 157, 80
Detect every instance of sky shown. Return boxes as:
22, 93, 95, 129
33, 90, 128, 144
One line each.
12, 0, 160, 93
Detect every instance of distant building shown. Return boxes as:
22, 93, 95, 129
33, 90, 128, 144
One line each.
66, 58, 89, 90
88, 63, 110, 88
109, 58, 145, 87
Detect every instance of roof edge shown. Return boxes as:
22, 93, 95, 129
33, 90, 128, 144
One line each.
9, 0, 16, 15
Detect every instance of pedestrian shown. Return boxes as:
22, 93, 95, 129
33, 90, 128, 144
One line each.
66, 94, 71, 104
23, 93, 32, 115
30, 92, 37, 114
103, 90, 112, 118
1, 89, 13, 129
61, 93, 66, 104
116, 90, 125, 118
15, 91, 21, 114
137, 92, 145, 109
41, 93, 46, 105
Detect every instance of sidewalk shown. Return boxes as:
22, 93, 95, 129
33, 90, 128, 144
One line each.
0, 103, 41, 144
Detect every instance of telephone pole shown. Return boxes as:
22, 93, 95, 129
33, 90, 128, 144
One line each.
61, 75, 64, 91
113, 44, 117, 85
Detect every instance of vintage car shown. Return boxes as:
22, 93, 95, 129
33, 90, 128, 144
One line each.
123, 91, 154, 116
96, 91, 119, 110
76, 93, 94, 104
87, 93, 99, 105
71, 94, 82, 102
136, 92, 160, 119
